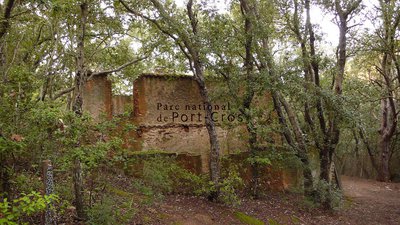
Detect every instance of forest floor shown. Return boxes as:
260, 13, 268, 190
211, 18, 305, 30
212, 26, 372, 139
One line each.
132, 176, 400, 225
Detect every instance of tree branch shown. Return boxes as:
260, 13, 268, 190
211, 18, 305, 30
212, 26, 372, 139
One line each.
187, 0, 198, 35
52, 87, 75, 100
358, 127, 379, 172
89, 56, 148, 78
119, 0, 193, 71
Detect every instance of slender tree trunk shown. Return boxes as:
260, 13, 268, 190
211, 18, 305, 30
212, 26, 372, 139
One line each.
272, 89, 315, 197
185, 0, 221, 196
378, 135, 391, 181
239, 0, 260, 198
248, 123, 259, 197
291, 0, 331, 185
358, 128, 379, 174
71, 1, 88, 219
261, 3, 316, 194
195, 74, 221, 190
73, 158, 85, 219
277, 93, 314, 195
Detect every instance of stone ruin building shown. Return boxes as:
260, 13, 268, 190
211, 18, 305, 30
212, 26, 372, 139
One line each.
82, 73, 303, 190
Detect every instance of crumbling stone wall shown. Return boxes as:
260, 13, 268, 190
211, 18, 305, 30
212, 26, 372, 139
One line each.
112, 95, 132, 115
83, 75, 112, 120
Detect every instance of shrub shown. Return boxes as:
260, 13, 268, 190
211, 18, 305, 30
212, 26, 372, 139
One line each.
310, 180, 343, 209
0, 191, 59, 225
218, 165, 244, 206
131, 155, 206, 197
194, 163, 244, 206
87, 196, 116, 225
87, 194, 136, 225
130, 154, 244, 206
142, 156, 175, 194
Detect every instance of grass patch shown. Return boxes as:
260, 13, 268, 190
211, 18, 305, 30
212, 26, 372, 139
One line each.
342, 196, 353, 209
234, 211, 265, 225
268, 218, 283, 225
291, 215, 301, 224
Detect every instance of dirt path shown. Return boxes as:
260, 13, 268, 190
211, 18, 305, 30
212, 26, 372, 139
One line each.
339, 175, 400, 225
133, 176, 400, 225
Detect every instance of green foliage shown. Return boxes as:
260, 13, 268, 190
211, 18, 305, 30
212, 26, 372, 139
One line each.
194, 162, 244, 206
0, 136, 25, 157
0, 191, 59, 225
87, 196, 117, 225
50, 111, 125, 171
218, 165, 244, 206
13, 174, 42, 195
132, 180, 157, 200
141, 156, 175, 194
127, 154, 245, 206
87, 195, 136, 225
247, 155, 272, 167
2, 99, 128, 221
132, 155, 205, 198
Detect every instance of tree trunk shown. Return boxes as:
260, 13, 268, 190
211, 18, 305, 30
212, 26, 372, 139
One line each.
195, 74, 221, 201
73, 158, 85, 219
378, 136, 391, 182
317, 0, 362, 185
0, 0, 16, 40
239, 0, 260, 198
319, 147, 331, 182
185, 0, 221, 197
377, 97, 395, 182
375, 0, 399, 182
248, 124, 259, 198
279, 93, 314, 195
193, 65, 221, 193
0, 161, 11, 199
358, 128, 379, 174
71, 1, 88, 219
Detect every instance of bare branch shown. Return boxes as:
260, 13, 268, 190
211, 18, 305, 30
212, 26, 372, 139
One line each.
52, 87, 75, 100
89, 56, 148, 78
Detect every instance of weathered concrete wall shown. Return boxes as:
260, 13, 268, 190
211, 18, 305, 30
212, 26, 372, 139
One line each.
112, 95, 132, 115
83, 75, 112, 120
133, 74, 247, 172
